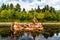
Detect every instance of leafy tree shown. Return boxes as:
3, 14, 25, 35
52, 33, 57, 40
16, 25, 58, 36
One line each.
56, 12, 60, 21
0, 9, 8, 19
27, 12, 34, 20
0, 8, 1, 12
37, 13, 44, 19
10, 9, 15, 19
44, 11, 57, 21
6, 4, 10, 10
15, 3, 21, 11
0, 3, 59, 22
49, 7, 56, 13
33, 11, 38, 17
10, 3, 14, 10
51, 12, 57, 20
1, 3, 6, 10
20, 11, 27, 20
42, 5, 49, 12
44, 11, 52, 21
42, 8, 45, 12
15, 11, 21, 19
36, 6, 41, 13
45, 5, 49, 11
22, 8, 26, 13
28, 8, 34, 13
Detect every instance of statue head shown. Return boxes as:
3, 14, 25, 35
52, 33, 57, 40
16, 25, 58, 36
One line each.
32, 17, 38, 24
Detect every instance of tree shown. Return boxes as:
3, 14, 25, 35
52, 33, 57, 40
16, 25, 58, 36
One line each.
28, 8, 34, 13
51, 12, 57, 20
27, 12, 34, 20
33, 11, 38, 17
0, 9, 8, 19
15, 11, 21, 19
1, 3, 6, 10
0, 8, 1, 12
36, 6, 41, 13
44, 11, 57, 21
22, 8, 26, 13
56, 12, 60, 21
45, 5, 49, 11
6, 4, 10, 10
0, 3, 58, 22
49, 7, 56, 13
44, 11, 52, 21
42, 8, 45, 12
23, 8, 25, 11
20, 11, 27, 20
15, 3, 21, 11
37, 13, 44, 20
10, 3, 14, 10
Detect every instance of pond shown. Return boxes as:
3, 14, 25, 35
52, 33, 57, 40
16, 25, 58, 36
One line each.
0, 33, 60, 40
0, 24, 60, 40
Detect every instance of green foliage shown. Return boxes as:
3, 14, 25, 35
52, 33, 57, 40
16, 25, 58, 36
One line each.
22, 8, 26, 13
0, 3, 60, 22
6, 4, 9, 10
1, 3, 6, 10
15, 3, 21, 11
10, 3, 14, 10
44, 11, 52, 20
35, 6, 41, 13
0, 9, 8, 19
37, 13, 44, 19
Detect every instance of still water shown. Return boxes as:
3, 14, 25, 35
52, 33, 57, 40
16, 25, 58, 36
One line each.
0, 33, 60, 40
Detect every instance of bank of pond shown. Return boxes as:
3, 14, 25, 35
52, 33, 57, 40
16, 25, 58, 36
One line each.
0, 24, 60, 39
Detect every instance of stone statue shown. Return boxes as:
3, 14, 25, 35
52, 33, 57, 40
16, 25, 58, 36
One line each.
32, 17, 43, 31
32, 17, 38, 24
11, 22, 20, 36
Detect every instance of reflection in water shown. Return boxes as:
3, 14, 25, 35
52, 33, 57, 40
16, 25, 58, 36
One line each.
21, 33, 33, 40
0, 35, 1, 40
2, 37, 9, 40
0, 33, 60, 40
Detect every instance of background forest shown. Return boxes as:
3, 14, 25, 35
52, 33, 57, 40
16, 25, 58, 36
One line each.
0, 3, 60, 22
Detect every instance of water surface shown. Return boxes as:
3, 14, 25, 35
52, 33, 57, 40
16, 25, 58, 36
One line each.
0, 33, 60, 40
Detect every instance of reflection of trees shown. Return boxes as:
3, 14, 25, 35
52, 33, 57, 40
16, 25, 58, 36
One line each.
42, 32, 54, 39
0, 28, 11, 37
42, 24, 60, 38
49, 32, 54, 37
31, 31, 40, 40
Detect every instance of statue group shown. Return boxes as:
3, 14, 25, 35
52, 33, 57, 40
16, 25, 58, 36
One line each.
11, 17, 44, 37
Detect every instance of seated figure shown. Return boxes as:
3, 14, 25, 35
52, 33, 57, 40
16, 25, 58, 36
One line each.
32, 17, 38, 24
32, 17, 43, 31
